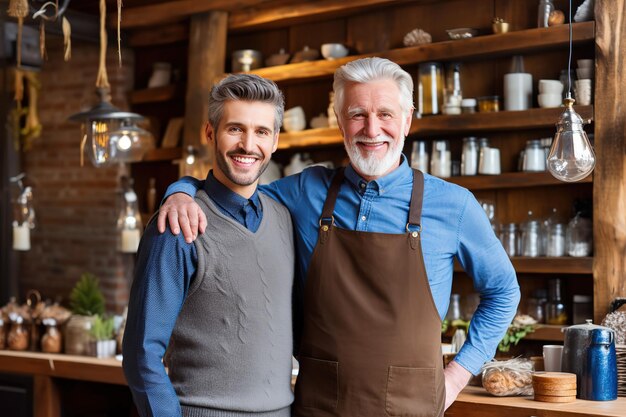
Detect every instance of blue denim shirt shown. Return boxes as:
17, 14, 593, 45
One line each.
123, 172, 262, 417
164, 156, 520, 375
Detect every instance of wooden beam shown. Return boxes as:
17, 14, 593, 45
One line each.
128, 22, 189, 47
228, 0, 416, 32
182, 11, 228, 175
116, 0, 275, 29
33, 375, 61, 417
592, 0, 626, 323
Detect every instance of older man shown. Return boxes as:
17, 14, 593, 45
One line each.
159, 58, 520, 416
123, 73, 295, 417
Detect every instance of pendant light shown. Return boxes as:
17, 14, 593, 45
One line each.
10, 173, 35, 251
68, 0, 153, 167
546, 0, 595, 182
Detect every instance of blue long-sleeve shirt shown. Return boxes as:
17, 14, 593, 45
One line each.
123, 172, 262, 417
165, 156, 520, 375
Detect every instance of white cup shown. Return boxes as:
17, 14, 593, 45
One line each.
538, 93, 562, 108
478, 147, 501, 175
575, 79, 592, 105
504, 73, 533, 111
543, 345, 563, 372
283, 106, 306, 132
538, 79, 564, 95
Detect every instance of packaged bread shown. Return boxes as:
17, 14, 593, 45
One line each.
481, 358, 534, 396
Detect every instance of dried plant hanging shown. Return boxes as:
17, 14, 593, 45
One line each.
7, 0, 29, 68
62, 16, 71, 61
117, 0, 122, 67
96, 0, 109, 89
32, 1, 63, 61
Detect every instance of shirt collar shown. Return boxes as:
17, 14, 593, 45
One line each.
204, 171, 261, 216
344, 154, 412, 195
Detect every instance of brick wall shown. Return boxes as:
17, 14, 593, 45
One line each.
18, 37, 136, 314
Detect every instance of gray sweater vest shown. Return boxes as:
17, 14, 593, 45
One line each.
167, 190, 295, 417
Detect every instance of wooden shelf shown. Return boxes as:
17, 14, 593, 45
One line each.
455, 257, 593, 274
446, 172, 593, 190
524, 324, 565, 342
410, 105, 594, 136
276, 106, 593, 150
250, 22, 594, 83
129, 85, 178, 105
141, 147, 182, 162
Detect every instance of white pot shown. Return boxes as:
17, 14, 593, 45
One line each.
95, 339, 117, 358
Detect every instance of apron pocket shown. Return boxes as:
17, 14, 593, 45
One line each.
296, 356, 338, 411
385, 366, 436, 417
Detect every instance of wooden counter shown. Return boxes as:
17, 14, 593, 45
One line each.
447, 386, 626, 417
0, 350, 127, 417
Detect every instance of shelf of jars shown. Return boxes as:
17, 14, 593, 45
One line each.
446, 172, 593, 190
454, 257, 593, 274
250, 22, 594, 83
273, 105, 593, 150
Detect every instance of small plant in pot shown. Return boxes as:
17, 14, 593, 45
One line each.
90, 315, 116, 358
64, 273, 105, 355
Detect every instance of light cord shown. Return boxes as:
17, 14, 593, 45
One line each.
567, 0, 573, 99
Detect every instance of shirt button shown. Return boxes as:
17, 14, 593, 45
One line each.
360, 183, 366, 189
361, 216, 367, 221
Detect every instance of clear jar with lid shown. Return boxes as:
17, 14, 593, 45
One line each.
545, 278, 567, 325
500, 223, 519, 257
430, 140, 451, 177
461, 137, 478, 176
461, 98, 476, 114
546, 223, 566, 257
520, 213, 542, 257
410, 141, 429, 173
567, 212, 593, 257
522, 139, 546, 172
418, 62, 444, 116
477, 96, 500, 112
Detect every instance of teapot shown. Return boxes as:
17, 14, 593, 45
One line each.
561, 320, 617, 400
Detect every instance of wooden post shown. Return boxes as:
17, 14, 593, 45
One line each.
592, 0, 626, 322
181, 11, 227, 178
33, 375, 61, 417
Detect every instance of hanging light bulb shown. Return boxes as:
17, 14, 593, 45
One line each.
547, 0, 595, 182
10, 173, 35, 251
108, 119, 155, 162
117, 176, 142, 253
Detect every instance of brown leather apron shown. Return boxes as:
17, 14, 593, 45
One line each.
293, 168, 445, 417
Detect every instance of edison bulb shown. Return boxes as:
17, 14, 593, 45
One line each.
547, 97, 595, 182
186, 154, 196, 165
117, 134, 132, 150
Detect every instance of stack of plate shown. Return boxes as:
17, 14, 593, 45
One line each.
617, 345, 626, 397
532, 372, 577, 403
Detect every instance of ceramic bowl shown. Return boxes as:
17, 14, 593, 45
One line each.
321, 43, 349, 60
538, 93, 562, 108
539, 79, 564, 94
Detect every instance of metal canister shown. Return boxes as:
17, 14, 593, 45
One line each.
585, 329, 617, 400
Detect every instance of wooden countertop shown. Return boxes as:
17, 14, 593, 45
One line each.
0, 350, 126, 385
447, 386, 626, 417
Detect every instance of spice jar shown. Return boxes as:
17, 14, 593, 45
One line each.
477, 96, 500, 112
41, 318, 62, 353
8, 313, 29, 351
461, 98, 477, 113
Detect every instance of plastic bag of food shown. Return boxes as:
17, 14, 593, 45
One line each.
481, 357, 534, 396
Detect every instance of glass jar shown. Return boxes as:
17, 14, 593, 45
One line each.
477, 96, 500, 112
410, 141, 429, 173
41, 318, 63, 354
567, 212, 593, 257
461, 98, 476, 114
461, 137, 478, 176
546, 223, 566, 257
527, 297, 546, 324
430, 140, 451, 177
418, 62, 444, 116
545, 278, 567, 325
500, 223, 519, 257
522, 139, 546, 172
8, 314, 29, 351
521, 213, 542, 257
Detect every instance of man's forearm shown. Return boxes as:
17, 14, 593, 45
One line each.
443, 360, 472, 410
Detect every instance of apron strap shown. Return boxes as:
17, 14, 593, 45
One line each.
320, 168, 345, 226
407, 169, 424, 232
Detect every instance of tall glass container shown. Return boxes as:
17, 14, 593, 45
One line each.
418, 62, 444, 116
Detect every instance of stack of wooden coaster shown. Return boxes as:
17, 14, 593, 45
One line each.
532, 372, 577, 403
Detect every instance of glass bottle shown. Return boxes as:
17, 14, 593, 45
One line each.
444, 63, 463, 115
545, 278, 567, 325
117, 177, 143, 253
521, 211, 541, 257
418, 62, 444, 116
527, 289, 547, 324
430, 140, 451, 178
8, 314, 29, 351
410, 141, 429, 173
461, 137, 478, 176
538, 0, 555, 27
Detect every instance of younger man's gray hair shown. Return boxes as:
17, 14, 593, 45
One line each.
208, 73, 285, 134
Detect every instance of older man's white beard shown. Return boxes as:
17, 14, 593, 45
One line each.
345, 133, 405, 178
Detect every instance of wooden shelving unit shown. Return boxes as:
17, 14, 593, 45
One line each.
447, 172, 593, 191
455, 257, 593, 274
129, 85, 178, 105
250, 22, 595, 83
524, 324, 565, 342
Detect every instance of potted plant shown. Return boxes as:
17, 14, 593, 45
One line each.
64, 273, 105, 355
89, 315, 116, 358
